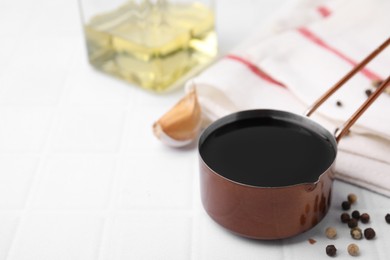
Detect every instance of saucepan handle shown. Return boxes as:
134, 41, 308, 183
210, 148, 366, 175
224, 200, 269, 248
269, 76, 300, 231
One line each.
304, 37, 390, 143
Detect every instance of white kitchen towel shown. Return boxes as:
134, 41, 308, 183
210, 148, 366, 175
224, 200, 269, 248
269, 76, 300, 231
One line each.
155, 0, 390, 196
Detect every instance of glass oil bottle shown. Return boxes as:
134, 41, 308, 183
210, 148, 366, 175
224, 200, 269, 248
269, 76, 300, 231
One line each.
79, 0, 217, 92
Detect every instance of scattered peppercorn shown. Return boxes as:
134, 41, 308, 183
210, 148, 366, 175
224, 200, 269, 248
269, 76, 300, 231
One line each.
341, 213, 351, 223
350, 227, 363, 240
336, 100, 343, 107
342, 201, 351, 210
364, 228, 376, 240
348, 218, 358, 228
326, 245, 337, 257
360, 213, 370, 224
365, 89, 372, 97
351, 210, 360, 220
347, 243, 360, 256
325, 227, 337, 239
385, 214, 390, 224
347, 193, 357, 204
372, 80, 383, 88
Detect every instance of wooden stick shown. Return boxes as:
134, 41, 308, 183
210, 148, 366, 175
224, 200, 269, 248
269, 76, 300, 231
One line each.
305, 37, 390, 117
335, 75, 390, 142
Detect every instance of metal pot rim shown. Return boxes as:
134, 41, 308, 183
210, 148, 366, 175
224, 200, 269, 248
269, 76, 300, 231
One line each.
198, 109, 338, 189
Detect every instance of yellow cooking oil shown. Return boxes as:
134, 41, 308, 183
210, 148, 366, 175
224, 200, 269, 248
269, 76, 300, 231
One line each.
84, 1, 217, 92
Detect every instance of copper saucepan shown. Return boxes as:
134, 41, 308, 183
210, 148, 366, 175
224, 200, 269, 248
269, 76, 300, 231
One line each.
198, 38, 390, 239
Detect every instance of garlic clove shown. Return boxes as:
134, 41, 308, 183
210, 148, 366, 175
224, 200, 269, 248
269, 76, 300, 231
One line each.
153, 88, 202, 147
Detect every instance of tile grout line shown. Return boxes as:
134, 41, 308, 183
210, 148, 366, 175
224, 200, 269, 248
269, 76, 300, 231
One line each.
190, 154, 199, 260
4, 48, 76, 260
96, 92, 134, 260
4, 110, 57, 260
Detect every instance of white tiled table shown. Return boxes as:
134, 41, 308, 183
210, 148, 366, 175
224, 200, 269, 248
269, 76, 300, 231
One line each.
0, 0, 389, 259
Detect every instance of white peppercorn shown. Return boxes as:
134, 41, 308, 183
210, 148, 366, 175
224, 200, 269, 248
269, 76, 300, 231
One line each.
347, 243, 360, 256
350, 227, 362, 240
348, 193, 357, 204
325, 227, 337, 239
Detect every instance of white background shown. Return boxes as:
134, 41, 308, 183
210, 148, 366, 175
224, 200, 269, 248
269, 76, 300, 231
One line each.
0, 0, 389, 259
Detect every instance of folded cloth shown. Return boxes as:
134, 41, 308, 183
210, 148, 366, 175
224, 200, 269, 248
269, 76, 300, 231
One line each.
154, 0, 390, 196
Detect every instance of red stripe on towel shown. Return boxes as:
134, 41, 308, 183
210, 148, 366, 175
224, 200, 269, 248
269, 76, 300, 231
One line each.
297, 27, 382, 81
317, 6, 331, 17
225, 54, 286, 88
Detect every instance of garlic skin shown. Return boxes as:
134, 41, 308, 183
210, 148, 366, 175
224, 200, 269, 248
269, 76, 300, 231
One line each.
153, 88, 202, 147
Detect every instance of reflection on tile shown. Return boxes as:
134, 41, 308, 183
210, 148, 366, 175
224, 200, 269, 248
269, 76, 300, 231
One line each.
195, 212, 283, 260
134, 88, 183, 107
65, 50, 133, 106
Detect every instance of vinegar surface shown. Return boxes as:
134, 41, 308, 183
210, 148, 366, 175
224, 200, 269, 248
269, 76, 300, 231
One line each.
200, 118, 336, 187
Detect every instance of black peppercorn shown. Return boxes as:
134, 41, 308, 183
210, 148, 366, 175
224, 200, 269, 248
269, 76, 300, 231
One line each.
365, 89, 372, 97
364, 228, 376, 240
351, 210, 360, 220
326, 245, 337, 257
336, 100, 343, 107
385, 213, 390, 224
348, 218, 358, 228
372, 79, 390, 94
341, 213, 351, 223
342, 201, 351, 210
360, 213, 370, 224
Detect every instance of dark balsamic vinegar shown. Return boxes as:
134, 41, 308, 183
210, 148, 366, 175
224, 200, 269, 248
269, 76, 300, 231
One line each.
200, 118, 336, 187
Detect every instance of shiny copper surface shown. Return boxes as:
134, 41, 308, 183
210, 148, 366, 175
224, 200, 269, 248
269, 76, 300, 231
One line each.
199, 156, 335, 239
